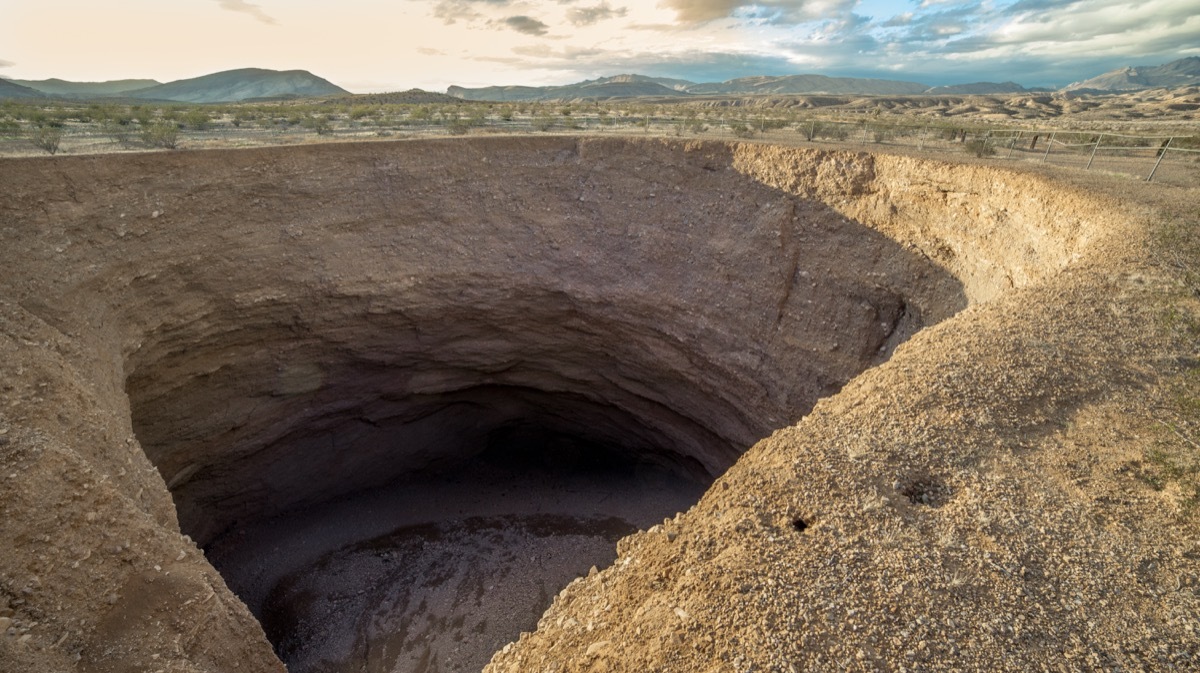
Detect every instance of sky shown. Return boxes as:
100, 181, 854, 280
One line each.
1, 0, 1197, 92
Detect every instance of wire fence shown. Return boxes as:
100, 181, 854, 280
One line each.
2, 108, 1197, 187
731, 120, 1200, 187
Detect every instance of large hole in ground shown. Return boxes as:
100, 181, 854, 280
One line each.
114, 137, 1067, 672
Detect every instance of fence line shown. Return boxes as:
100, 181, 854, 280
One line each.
3, 110, 1196, 184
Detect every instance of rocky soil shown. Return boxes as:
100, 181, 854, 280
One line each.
0, 136, 1196, 672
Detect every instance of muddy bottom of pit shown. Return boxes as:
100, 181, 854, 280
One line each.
205, 458, 706, 673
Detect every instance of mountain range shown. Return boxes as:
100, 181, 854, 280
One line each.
8, 78, 160, 98
1064, 56, 1200, 92
449, 59, 1197, 101
0, 68, 346, 103
1, 58, 1196, 104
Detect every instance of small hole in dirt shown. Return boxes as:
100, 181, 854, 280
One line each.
900, 479, 951, 507
792, 518, 810, 533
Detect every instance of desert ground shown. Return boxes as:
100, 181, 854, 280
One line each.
0, 115, 1198, 673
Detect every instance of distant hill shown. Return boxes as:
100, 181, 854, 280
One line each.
450, 74, 693, 101
924, 81, 1031, 95
1064, 57, 1200, 92
451, 72, 932, 100
685, 74, 929, 96
326, 89, 462, 105
11, 78, 159, 98
0, 78, 45, 99
127, 68, 347, 103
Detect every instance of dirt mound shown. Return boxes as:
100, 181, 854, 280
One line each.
0, 137, 1196, 672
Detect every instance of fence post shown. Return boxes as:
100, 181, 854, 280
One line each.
1086, 133, 1104, 170
918, 126, 927, 151
1007, 131, 1019, 159
1042, 132, 1056, 163
1147, 137, 1174, 182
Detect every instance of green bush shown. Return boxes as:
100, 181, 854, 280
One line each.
31, 126, 62, 155
302, 115, 333, 135
182, 109, 211, 131
729, 122, 754, 138
141, 121, 179, 149
102, 119, 133, 147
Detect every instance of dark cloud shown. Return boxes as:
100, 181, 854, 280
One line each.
502, 15, 551, 35
566, 2, 628, 26
215, 0, 277, 25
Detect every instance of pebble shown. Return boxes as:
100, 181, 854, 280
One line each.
0, 616, 11, 632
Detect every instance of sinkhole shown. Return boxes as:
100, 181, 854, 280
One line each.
112, 137, 1085, 672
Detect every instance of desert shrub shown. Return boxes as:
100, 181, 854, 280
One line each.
532, 114, 555, 132
102, 118, 133, 146
819, 125, 850, 141
446, 117, 471, 135
31, 126, 62, 154
349, 105, 375, 121
132, 106, 153, 127
498, 107, 515, 122
182, 108, 211, 131
301, 115, 333, 135
0, 119, 20, 135
466, 108, 488, 127
729, 122, 755, 138
141, 121, 179, 149
964, 138, 996, 157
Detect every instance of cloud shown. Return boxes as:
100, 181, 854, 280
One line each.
511, 44, 608, 60
431, 0, 511, 24
501, 15, 551, 35
566, 2, 628, 26
417, 47, 447, 56
0, 59, 13, 68
658, 0, 853, 24
215, 0, 277, 25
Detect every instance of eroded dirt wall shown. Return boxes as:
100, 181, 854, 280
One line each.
0, 137, 1141, 673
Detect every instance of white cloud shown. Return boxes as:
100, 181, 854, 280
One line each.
215, 0, 277, 25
